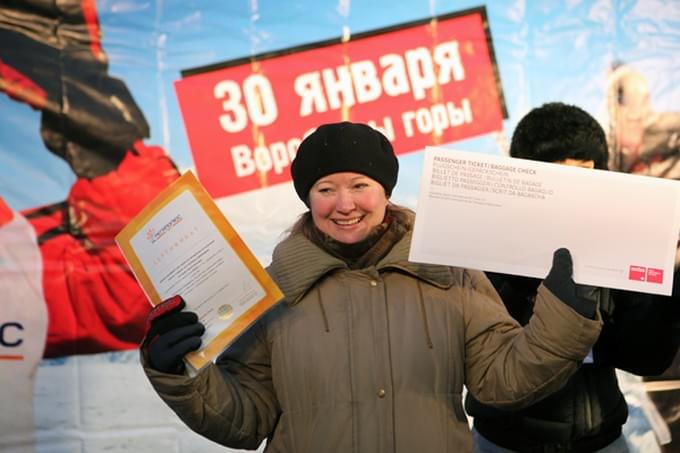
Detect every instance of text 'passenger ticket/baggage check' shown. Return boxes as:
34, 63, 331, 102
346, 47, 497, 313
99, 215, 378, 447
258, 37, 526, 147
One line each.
410, 147, 680, 296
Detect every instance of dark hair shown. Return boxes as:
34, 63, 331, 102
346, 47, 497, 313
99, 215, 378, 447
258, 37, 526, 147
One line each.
509, 102, 608, 169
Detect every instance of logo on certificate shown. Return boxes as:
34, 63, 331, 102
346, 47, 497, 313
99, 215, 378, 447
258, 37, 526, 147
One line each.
218, 304, 234, 320
628, 265, 646, 281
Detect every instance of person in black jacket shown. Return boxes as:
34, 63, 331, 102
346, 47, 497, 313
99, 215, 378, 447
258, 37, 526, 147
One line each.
465, 102, 680, 453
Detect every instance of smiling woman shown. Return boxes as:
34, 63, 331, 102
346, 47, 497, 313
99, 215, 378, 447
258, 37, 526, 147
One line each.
141, 120, 604, 453
290, 122, 397, 245
309, 172, 388, 244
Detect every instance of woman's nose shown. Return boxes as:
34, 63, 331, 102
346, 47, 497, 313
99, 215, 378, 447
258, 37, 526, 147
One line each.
335, 190, 355, 212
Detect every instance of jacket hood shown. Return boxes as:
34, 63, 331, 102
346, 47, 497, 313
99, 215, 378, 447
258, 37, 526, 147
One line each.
268, 228, 456, 305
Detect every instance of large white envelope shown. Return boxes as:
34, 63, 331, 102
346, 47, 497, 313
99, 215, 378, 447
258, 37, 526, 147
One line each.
409, 147, 680, 296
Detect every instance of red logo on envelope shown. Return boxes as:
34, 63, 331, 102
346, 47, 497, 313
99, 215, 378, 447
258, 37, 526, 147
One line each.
646, 268, 664, 284
628, 265, 646, 281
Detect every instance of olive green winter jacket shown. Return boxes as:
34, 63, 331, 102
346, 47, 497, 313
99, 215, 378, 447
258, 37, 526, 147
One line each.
144, 227, 602, 453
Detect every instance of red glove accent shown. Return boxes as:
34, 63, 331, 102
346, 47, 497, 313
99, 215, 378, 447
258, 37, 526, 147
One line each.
145, 295, 184, 334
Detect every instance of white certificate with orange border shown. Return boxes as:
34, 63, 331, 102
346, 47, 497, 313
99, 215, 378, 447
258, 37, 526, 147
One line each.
410, 147, 680, 296
116, 171, 283, 371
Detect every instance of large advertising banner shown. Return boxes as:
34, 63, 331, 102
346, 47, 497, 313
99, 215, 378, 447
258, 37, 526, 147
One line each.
174, 8, 506, 198
0, 1, 678, 452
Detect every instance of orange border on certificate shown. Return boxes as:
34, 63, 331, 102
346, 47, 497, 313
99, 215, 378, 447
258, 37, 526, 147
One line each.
115, 171, 283, 370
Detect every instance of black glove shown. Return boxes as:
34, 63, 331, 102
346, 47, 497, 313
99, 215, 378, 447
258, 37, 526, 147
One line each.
543, 248, 597, 319
143, 295, 205, 374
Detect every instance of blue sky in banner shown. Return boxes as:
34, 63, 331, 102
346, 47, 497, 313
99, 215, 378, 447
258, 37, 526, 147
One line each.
1, 0, 679, 210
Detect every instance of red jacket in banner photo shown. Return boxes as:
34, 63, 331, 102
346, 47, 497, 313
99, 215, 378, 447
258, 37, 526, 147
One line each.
22, 143, 180, 358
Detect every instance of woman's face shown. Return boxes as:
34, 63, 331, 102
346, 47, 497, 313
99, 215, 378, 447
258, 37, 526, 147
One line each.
309, 172, 389, 244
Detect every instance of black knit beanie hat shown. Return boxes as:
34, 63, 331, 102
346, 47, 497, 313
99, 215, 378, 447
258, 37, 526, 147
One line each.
291, 122, 399, 204
509, 102, 609, 169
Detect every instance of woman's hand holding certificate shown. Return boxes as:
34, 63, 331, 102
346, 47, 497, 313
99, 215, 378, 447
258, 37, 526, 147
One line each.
116, 171, 283, 371
144, 295, 205, 374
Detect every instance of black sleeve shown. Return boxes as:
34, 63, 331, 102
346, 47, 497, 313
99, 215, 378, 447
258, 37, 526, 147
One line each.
485, 272, 541, 326
594, 269, 680, 376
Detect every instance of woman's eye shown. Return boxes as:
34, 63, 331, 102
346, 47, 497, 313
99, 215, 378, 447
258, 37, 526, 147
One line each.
353, 183, 368, 189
